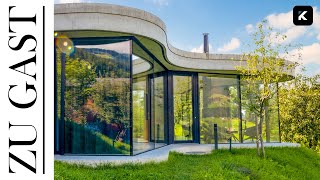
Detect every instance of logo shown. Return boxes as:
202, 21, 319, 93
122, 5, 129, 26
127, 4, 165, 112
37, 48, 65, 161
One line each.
293, 6, 313, 26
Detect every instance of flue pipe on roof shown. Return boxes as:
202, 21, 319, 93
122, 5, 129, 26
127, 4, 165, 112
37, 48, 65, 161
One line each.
203, 33, 209, 53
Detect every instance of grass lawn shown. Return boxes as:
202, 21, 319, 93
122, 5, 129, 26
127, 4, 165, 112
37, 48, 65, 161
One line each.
55, 147, 320, 180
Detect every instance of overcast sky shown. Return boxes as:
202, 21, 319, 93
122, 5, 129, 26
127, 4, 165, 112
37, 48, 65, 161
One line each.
55, 0, 320, 76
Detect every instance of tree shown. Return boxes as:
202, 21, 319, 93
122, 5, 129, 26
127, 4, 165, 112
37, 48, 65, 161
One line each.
237, 20, 298, 157
64, 55, 96, 124
279, 74, 320, 154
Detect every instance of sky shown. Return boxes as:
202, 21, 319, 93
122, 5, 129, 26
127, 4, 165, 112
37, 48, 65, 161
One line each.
55, 0, 320, 76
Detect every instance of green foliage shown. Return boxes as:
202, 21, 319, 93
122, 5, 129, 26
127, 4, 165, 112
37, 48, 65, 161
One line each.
56, 45, 131, 154
75, 48, 130, 78
56, 49, 97, 123
237, 20, 296, 113
65, 56, 97, 123
57, 46, 131, 125
199, 76, 241, 143
133, 89, 146, 139
279, 74, 320, 153
236, 20, 298, 157
174, 76, 193, 140
91, 78, 130, 123
55, 147, 320, 179
174, 77, 192, 124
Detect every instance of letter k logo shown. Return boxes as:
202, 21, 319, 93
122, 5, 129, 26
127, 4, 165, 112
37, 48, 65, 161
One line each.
298, 11, 308, 20
293, 6, 313, 26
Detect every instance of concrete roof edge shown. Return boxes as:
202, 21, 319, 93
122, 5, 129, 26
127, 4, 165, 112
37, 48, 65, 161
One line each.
54, 3, 167, 31
54, 3, 294, 77
54, 3, 244, 61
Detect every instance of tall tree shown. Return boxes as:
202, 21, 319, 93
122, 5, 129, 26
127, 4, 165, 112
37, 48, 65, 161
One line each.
237, 20, 298, 157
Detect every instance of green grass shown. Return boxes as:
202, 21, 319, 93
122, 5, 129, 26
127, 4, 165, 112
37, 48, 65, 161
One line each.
55, 147, 320, 180
64, 120, 130, 154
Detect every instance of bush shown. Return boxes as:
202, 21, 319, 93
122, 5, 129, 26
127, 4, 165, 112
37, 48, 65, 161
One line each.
279, 75, 320, 153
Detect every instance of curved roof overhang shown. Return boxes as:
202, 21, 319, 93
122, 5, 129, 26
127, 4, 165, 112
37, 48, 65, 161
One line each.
54, 3, 295, 77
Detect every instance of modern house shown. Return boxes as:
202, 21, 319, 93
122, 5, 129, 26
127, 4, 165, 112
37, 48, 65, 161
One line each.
54, 3, 293, 156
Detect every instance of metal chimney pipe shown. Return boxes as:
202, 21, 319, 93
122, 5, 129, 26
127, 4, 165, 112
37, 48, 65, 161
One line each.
203, 33, 209, 53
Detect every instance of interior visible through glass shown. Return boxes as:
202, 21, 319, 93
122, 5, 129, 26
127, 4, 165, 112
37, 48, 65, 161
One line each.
241, 81, 280, 143
133, 77, 155, 154
173, 75, 193, 141
54, 35, 281, 156
153, 76, 166, 147
199, 74, 240, 143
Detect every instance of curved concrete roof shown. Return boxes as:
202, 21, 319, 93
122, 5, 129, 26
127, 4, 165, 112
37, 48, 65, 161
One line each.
54, 3, 294, 76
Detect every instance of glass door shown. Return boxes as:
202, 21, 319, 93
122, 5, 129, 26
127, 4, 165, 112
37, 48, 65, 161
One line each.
173, 75, 193, 142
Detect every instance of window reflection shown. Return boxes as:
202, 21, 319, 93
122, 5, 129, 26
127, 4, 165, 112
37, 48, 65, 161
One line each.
174, 75, 193, 141
199, 75, 240, 143
241, 82, 279, 143
58, 40, 131, 154
153, 76, 166, 148
53, 36, 282, 156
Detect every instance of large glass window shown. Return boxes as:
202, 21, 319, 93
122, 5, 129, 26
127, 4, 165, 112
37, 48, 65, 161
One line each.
132, 40, 166, 154
199, 74, 240, 143
55, 35, 169, 155
54, 35, 280, 155
56, 37, 131, 155
264, 87, 280, 142
241, 82, 280, 143
173, 75, 193, 141
152, 76, 166, 148
133, 77, 154, 154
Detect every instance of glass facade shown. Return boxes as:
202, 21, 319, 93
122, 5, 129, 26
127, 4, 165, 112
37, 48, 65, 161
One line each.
152, 76, 166, 148
131, 40, 167, 154
199, 74, 240, 143
173, 75, 193, 141
56, 39, 132, 154
264, 87, 280, 142
132, 77, 152, 154
241, 82, 280, 143
132, 73, 167, 154
54, 35, 281, 156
